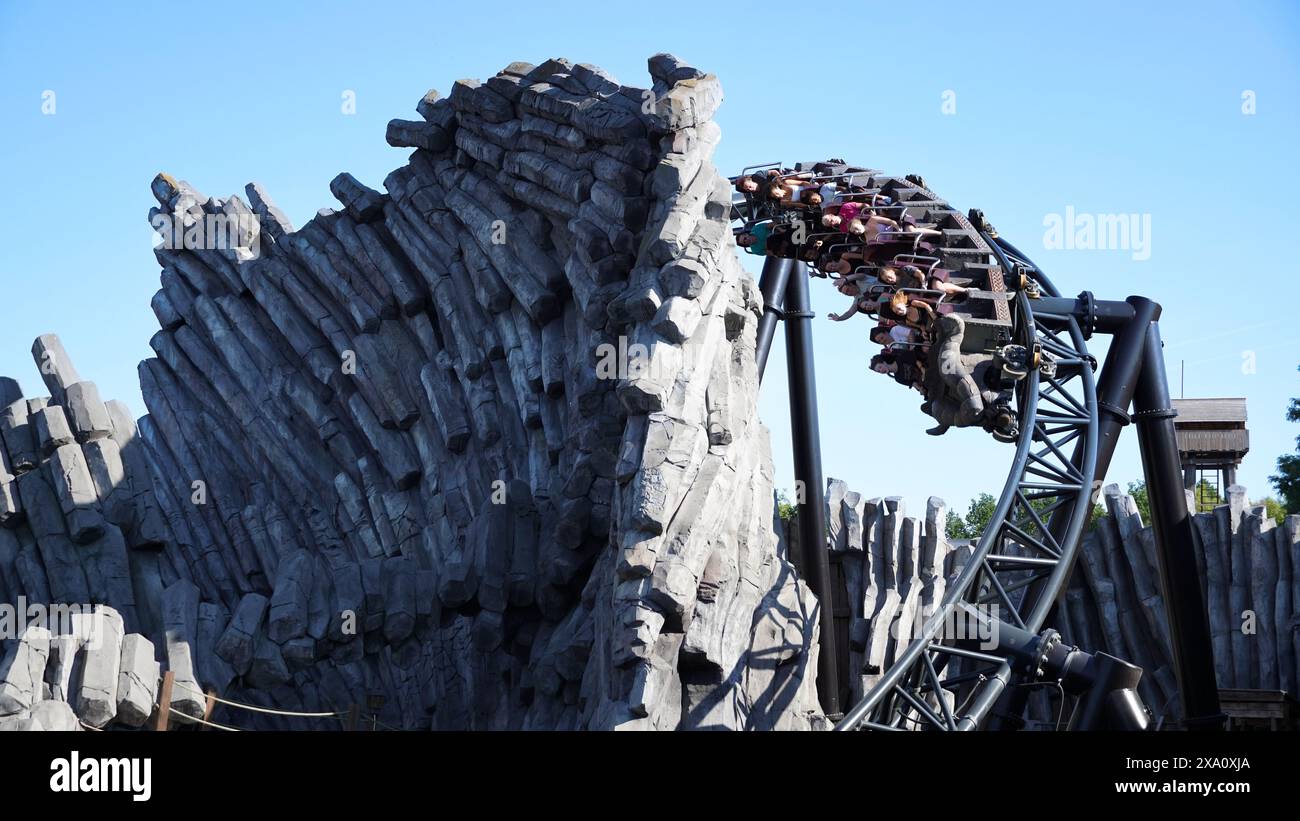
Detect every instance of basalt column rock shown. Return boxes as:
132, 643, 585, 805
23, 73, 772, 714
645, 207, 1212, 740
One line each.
0, 55, 824, 731
797, 479, 1300, 729
1044, 484, 1299, 728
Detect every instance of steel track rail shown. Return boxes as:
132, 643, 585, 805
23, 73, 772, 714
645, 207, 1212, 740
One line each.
836, 227, 1098, 732
726, 164, 1102, 730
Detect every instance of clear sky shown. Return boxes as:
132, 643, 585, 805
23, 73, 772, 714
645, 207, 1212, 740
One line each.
2, 0, 1297, 517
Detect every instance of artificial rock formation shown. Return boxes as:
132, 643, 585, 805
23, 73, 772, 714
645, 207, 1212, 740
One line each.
785, 481, 960, 709
1047, 484, 1300, 726
795, 479, 1300, 729
0, 55, 825, 731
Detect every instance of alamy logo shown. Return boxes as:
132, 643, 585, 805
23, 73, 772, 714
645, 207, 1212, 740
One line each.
150, 209, 262, 258
1042, 206, 1151, 261
50, 752, 151, 802
0, 598, 96, 644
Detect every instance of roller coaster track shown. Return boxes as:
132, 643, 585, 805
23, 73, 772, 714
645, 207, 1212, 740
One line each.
835, 220, 1100, 730
732, 168, 1104, 730
732, 164, 1235, 730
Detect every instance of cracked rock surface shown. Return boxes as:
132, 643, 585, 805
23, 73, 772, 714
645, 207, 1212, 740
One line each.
0, 55, 825, 731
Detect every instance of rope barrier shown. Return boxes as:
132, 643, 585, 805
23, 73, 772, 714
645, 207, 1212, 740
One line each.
156, 702, 241, 732
153, 697, 394, 731
171, 680, 346, 719
154, 675, 390, 730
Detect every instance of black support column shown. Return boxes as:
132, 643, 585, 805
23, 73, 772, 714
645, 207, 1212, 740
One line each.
755, 256, 795, 382
1132, 320, 1225, 730
1086, 296, 1163, 494
782, 268, 841, 716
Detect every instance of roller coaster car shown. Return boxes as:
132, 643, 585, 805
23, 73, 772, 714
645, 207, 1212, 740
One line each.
729, 163, 1024, 442
792, 160, 879, 187
939, 263, 1014, 356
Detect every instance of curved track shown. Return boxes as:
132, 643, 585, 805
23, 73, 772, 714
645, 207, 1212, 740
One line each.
837, 193, 1101, 729
730, 169, 1103, 730
835, 221, 1099, 730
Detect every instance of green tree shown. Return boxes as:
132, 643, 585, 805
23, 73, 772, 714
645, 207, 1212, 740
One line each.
1270, 368, 1300, 514
1253, 496, 1288, 525
943, 493, 996, 540
963, 493, 997, 538
1126, 481, 1151, 524
1126, 478, 1218, 519
775, 489, 796, 522
946, 492, 1105, 540
1087, 502, 1107, 528
944, 510, 969, 540
941, 491, 1102, 543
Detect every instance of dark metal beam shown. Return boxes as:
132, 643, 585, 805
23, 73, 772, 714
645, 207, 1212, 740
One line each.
1087, 296, 1163, 488
1033, 295, 1136, 336
782, 269, 841, 716
1132, 320, 1225, 730
755, 256, 795, 382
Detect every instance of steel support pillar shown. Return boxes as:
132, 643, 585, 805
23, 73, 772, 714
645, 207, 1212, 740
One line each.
782, 269, 841, 716
1086, 296, 1163, 494
755, 256, 795, 382
1033, 295, 1137, 336
1132, 320, 1225, 730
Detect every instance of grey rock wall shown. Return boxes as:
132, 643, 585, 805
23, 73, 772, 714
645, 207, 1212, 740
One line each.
794, 479, 1298, 728
784, 480, 965, 712
1051, 484, 1300, 724
0, 55, 824, 731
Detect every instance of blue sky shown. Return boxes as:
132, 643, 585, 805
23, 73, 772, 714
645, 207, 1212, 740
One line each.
1, 0, 1297, 516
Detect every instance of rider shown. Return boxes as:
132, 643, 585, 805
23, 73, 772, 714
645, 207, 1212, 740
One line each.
735, 222, 772, 255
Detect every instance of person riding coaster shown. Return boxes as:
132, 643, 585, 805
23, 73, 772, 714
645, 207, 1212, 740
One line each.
817, 237, 884, 276
869, 323, 918, 348
870, 350, 926, 392
884, 251, 982, 300
826, 271, 887, 321
820, 201, 901, 240
825, 271, 944, 323
729, 163, 1025, 443
735, 222, 771, 255
879, 288, 957, 332
736, 221, 824, 261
